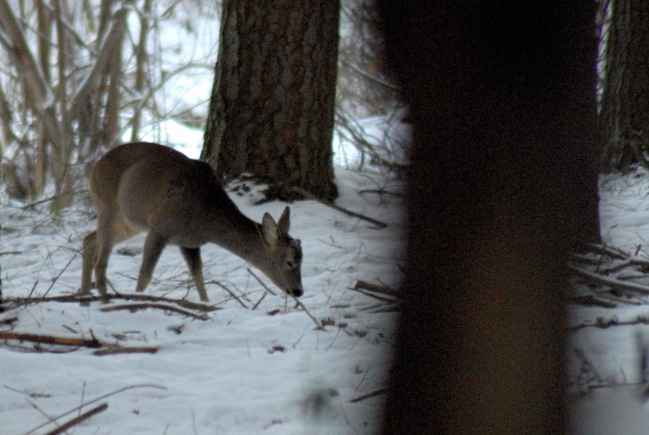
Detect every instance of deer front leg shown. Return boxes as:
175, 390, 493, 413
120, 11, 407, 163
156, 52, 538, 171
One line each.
180, 247, 209, 302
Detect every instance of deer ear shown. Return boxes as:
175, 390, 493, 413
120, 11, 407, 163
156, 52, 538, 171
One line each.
277, 206, 291, 235
261, 213, 278, 246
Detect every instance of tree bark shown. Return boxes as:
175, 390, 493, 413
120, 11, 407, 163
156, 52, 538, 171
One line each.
600, 0, 649, 171
201, 0, 339, 201
130, 0, 153, 142
378, 1, 599, 433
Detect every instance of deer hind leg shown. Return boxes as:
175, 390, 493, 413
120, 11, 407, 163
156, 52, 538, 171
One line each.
81, 231, 98, 296
135, 231, 168, 294
90, 209, 139, 301
180, 247, 209, 302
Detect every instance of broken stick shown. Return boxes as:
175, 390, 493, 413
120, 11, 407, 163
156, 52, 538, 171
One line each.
292, 186, 387, 228
44, 403, 108, 435
0, 331, 158, 354
99, 303, 210, 320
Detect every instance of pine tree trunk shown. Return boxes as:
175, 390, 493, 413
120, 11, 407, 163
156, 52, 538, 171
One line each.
201, 0, 339, 201
600, 0, 649, 171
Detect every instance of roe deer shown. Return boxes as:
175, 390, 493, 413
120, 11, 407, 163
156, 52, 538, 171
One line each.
81, 142, 303, 302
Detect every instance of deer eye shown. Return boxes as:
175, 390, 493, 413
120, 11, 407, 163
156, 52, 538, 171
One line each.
286, 261, 295, 269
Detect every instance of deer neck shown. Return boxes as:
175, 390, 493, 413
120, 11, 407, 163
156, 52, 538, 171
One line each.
210, 208, 269, 270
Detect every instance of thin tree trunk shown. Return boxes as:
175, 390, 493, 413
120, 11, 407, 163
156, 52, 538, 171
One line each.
105, 29, 123, 145
130, 0, 153, 142
0, 0, 62, 151
37, 0, 51, 84
34, 0, 51, 197
55, 0, 73, 206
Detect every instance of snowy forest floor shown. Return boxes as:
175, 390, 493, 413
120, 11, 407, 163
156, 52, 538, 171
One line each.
569, 166, 649, 434
0, 164, 405, 435
9, 152, 649, 434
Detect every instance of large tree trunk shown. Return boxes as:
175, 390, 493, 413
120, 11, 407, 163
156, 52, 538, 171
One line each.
201, 0, 339, 201
378, 1, 600, 433
600, 0, 649, 171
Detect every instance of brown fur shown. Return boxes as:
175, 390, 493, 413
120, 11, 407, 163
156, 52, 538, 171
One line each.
81, 142, 303, 302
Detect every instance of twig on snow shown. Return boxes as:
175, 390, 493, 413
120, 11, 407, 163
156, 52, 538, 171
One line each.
99, 303, 210, 320
288, 293, 322, 330
583, 243, 630, 260
42, 251, 80, 298
566, 295, 617, 308
0, 316, 17, 327
43, 403, 108, 435
208, 280, 249, 309
571, 266, 649, 295
569, 315, 649, 332
0, 330, 159, 354
4, 385, 52, 398
251, 290, 268, 310
0, 330, 102, 348
292, 186, 388, 228
4, 293, 219, 312
93, 346, 159, 356
23, 384, 166, 435
246, 268, 276, 295
358, 189, 404, 198
246, 269, 322, 328
353, 280, 398, 296
350, 388, 387, 403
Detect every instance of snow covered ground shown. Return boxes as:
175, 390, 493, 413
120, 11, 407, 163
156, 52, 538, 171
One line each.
0, 159, 405, 434
569, 168, 649, 434
0, 3, 413, 432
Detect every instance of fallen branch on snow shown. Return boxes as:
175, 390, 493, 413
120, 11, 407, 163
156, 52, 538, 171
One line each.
352, 280, 398, 299
21, 384, 166, 435
569, 244, 649, 307
292, 186, 388, 228
571, 266, 649, 296
99, 302, 210, 320
93, 346, 159, 356
246, 268, 323, 329
0, 330, 159, 354
3, 293, 220, 312
569, 315, 649, 332
207, 280, 249, 309
43, 403, 108, 435
0, 330, 103, 348
350, 388, 387, 403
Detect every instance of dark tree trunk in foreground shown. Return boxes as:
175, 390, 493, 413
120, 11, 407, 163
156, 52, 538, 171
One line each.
202, 0, 339, 201
378, 1, 599, 433
600, 0, 649, 171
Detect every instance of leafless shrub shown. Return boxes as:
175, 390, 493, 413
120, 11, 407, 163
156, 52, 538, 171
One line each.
0, 0, 219, 207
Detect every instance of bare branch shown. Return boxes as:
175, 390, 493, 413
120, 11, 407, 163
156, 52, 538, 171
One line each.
571, 266, 649, 295
71, 6, 128, 115
349, 388, 386, 403
4, 292, 220, 312
0, 0, 62, 150
130, 0, 153, 141
99, 302, 211, 320
93, 346, 159, 356
22, 384, 166, 435
0, 0, 52, 110
208, 280, 249, 309
353, 280, 398, 297
43, 403, 108, 435
292, 186, 388, 228
0, 331, 102, 348
340, 58, 399, 91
